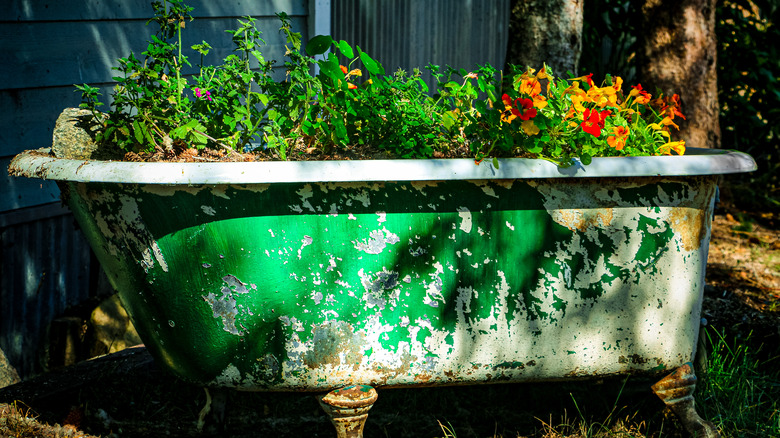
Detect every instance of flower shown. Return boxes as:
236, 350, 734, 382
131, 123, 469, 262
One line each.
194, 87, 212, 101
340, 65, 360, 89
628, 84, 651, 105
580, 108, 612, 137
607, 126, 630, 150
521, 119, 540, 136
501, 94, 537, 123
659, 140, 686, 156
652, 94, 686, 120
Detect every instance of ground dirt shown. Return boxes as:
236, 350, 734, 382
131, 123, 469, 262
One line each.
1, 191, 778, 438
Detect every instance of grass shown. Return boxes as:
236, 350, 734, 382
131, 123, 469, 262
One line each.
696, 328, 780, 437
427, 327, 780, 438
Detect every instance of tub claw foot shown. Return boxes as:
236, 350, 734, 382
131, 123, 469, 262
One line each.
651, 362, 720, 438
319, 385, 378, 438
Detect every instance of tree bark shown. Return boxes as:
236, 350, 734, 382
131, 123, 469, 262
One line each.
637, 0, 721, 149
505, 0, 584, 76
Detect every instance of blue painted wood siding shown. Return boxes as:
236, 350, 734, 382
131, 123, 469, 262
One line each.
1, 0, 308, 212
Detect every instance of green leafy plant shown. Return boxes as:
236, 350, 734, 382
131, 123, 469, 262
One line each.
77, 0, 689, 165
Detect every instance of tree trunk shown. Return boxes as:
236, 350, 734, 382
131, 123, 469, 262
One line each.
505, 0, 584, 76
637, 0, 721, 149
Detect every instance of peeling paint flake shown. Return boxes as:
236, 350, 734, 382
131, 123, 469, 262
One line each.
457, 207, 473, 233
202, 275, 253, 336
354, 229, 400, 254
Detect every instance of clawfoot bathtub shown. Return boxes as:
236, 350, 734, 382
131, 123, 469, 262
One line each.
8, 148, 755, 436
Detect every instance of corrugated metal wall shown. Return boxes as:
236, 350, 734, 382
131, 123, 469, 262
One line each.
0, 203, 95, 378
1, 0, 309, 381
330, 0, 509, 90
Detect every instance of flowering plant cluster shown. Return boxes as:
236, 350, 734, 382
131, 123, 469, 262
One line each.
460, 67, 687, 164
76, 1, 686, 165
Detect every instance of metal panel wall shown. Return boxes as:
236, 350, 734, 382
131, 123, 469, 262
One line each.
330, 0, 509, 90
1, 0, 311, 380
0, 204, 95, 378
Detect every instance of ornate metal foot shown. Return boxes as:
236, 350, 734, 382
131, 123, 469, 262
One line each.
651, 362, 720, 437
319, 385, 378, 438
196, 387, 228, 434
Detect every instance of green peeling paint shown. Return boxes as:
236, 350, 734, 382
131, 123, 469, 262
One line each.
63, 175, 717, 389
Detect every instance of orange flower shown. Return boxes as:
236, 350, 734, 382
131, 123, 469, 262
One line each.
587, 84, 618, 108
607, 126, 630, 150
627, 84, 651, 105
651, 94, 686, 121
569, 73, 594, 87
519, 77, 542, 97
339, 65, 359, 89
522, 119, 540, 136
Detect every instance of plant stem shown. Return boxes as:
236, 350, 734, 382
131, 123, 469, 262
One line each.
177, 15, 183, 109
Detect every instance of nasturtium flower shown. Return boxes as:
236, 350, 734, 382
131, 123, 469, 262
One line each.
522, 119, 540, 136
628, 84, 651, 105
652, 94, 686, 120
501, 94, 537, 123
580, 108, 612, 137
519, 77, 542, 97
501, 94, 518, 123
659, 116, 680, 130
587, 85, 618, 108
516, 98, 537, 120
659, 140, 686, 156
339, 65, 359, 89
607, 126, 630, 150
569, 73, 594, 86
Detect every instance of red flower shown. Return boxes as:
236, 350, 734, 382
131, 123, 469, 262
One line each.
501, 94, 537, 123
580, 108, 612, 137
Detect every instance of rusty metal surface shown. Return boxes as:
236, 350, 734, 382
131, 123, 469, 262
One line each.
320, 385, 378, 438
652, 363, 721, 437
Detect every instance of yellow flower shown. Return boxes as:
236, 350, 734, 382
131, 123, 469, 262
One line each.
659, 140, 686, 155
647, 123, 671, 139
587, 85, 617, 107
659, 116, 680, 130
522, 119, 540, 136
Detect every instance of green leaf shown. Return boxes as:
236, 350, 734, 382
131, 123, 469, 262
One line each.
318, 55, 343, 81
357, 47, 385, 75
337, 40, 354, 58
132, 120, 144, 144
306, 35, 333, 56
580, 153, 592, 165
492, 157, 500, 169
442, 110, 458, 130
